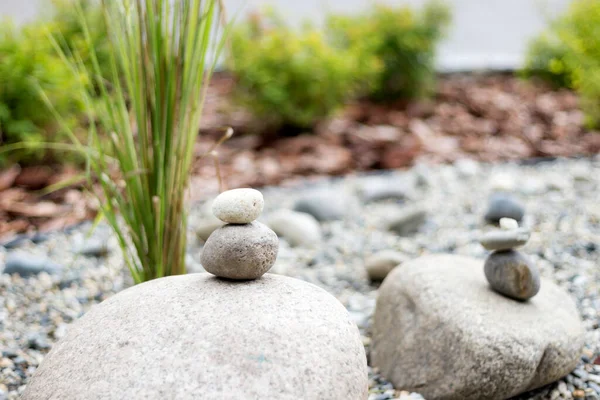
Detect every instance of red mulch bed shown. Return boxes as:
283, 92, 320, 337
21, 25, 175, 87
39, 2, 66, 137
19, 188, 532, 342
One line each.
1, 72, 599, 240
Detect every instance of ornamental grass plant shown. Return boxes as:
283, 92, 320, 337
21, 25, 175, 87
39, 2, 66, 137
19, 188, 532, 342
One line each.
45, 0, 228, 283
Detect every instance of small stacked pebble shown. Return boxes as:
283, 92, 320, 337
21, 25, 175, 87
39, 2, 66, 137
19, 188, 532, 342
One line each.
201, 188, 278, 280
480, 217, 541, 301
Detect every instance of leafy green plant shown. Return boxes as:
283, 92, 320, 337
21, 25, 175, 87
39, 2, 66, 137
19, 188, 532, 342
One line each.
328, 0, 451, 102
555, 0, 600, 127
49, 0, 111, 84
0, 22, 84, 165
228, 11, 381, 129
0, 0, 107, 166
45, 0, 227, 282
521, 34, 572, 88
523, 0, 600, 127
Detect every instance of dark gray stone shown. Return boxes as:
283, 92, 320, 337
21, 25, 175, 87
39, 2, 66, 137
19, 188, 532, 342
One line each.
479, 228, 530, 251
75, 238, 110, 257
1, 234, 29, 249
3, 252, 61, 277
201, 222, 278, 280
31, 233, 50, 244
372, 254, 584, 400
27, 334, 50, 351
484, 192, 525, 223
386, 206, 427, 236
484, 250, 540, 300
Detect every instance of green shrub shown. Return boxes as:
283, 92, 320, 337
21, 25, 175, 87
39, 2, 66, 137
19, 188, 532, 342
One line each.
328, 0, 451, 102
0, 22, 85, 165
556, 0, 600, 127
523, 0, 600, 127
49, 0, 110, 83
228, 11, 381, 129
0, 0, 107, 165
521, 34, 572, 88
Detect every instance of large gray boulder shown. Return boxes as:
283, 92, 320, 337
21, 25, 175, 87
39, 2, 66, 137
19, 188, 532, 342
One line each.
24, 273, 368, 400
371, 254, 584, 400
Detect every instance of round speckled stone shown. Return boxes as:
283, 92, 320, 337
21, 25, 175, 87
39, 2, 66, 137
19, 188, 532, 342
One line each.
484, 250, 540, 301
201, 222, 278, 280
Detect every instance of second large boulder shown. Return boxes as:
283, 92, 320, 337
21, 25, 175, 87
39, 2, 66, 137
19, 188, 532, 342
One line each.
371, 254, 584, 400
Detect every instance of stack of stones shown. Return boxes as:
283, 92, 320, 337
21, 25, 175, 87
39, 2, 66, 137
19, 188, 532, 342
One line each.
479, 217, 541, 300
201, 188, 279, 280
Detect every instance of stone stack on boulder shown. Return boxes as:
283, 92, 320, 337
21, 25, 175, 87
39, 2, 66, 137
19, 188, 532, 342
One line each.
201, 188, 278, 280
23, 188, 368, 400
479, 217, 540, 300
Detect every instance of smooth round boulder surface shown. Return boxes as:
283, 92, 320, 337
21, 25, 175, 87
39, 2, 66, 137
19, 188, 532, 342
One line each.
212, 188, 264, 224
23, 273, 368, 400
201, 222, 278, 280
479, 228, 530, 251
484, 250, 540, 300
372, 254, 584, 400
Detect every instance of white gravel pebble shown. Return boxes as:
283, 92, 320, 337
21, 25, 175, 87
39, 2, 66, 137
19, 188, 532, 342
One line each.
500, 217, 519, 230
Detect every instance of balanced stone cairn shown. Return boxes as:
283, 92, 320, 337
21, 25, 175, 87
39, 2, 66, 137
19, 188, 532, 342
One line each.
201, 188, 279, 280
479, 217, 540, 300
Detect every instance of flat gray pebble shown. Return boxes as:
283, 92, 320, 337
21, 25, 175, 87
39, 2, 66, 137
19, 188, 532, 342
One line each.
479, 228, 530, 251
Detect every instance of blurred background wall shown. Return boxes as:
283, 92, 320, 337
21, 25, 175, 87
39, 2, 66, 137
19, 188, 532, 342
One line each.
1, 0, 570, 71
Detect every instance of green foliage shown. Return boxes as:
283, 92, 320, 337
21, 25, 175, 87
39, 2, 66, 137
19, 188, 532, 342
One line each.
556, 0, 600, 127
0, 21, 84, 165
522, 34, 572, 88
49, 0, 110, 83
48, 0, 226, 282
328, 0, 451, 102
228, 12, 382, 128
0, 0, 106, 166
523, 0, 600, 127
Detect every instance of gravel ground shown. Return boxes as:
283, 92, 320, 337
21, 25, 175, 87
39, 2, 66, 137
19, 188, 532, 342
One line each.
1, 156, 599, 400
